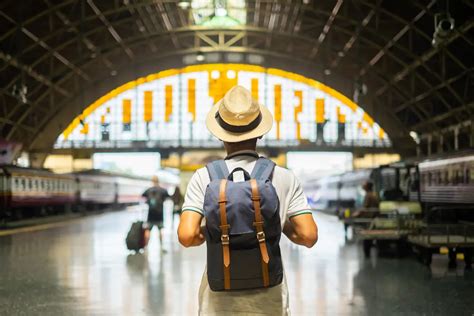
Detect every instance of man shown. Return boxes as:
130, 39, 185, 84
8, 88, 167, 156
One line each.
171, 186, 184, 227
362, 181, 379, 209
178, 85, 318, 315
142, 175, 169, 252
351, 181, 380, 220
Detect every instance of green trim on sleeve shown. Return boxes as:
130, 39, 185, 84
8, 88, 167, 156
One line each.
181, 206, 204, 216
288, 209, 313, 219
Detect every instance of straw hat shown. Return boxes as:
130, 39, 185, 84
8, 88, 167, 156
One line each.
206, 85, 273, 143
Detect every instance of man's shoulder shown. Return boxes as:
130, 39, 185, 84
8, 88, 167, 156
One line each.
190, 166, 211, 185
273, 165, 296, 179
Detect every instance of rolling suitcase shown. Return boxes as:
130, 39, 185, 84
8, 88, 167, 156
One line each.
125, 221, 149, 251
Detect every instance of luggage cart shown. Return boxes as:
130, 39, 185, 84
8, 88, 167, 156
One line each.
408, 222, 474, 269
354, 201, 423, 257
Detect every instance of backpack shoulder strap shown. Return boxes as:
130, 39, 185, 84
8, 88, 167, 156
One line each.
206, 160, 230, 181
251, 157, 276, 181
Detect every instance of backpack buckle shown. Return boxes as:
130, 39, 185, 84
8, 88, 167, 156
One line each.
251, 195, 261, 201
256, 231, 266, 242
221, 234, 230, 245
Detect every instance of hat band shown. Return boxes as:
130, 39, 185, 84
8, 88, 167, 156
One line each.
215, 111, 262, 133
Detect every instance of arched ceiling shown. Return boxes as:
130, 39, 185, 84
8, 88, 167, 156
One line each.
1, 0, 473, 157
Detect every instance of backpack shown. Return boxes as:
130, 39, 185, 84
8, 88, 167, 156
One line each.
203, 157, 283, 291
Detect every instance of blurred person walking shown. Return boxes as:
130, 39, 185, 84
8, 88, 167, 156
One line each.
178, 86, 318, 315
362, 181, 380, 209
171, 186, 184, 227
143, 175, 170, 252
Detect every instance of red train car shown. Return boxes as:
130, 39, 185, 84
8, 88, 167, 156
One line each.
0, 165, 76, 219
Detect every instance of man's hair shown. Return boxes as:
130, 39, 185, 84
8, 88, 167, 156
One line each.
364, 181, 374, 191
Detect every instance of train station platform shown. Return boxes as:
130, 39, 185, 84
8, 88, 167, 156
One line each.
1, 207, 473, 315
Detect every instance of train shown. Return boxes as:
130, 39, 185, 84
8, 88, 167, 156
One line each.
305, 163, 417, 217
305, 150, 474, 221
417, 152, 474, 222
0, 165, 170, 221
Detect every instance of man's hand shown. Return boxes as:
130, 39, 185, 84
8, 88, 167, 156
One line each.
178, 211, 205, 247
283, 213, 318, 248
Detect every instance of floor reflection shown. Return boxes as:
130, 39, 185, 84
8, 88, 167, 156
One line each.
1, 208, 473, 315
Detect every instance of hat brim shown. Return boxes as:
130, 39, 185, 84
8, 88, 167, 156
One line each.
206, 99, 274, 143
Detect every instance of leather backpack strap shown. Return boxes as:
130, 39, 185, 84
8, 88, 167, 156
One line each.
250, 179, 270, 287
218, 179, 231, 290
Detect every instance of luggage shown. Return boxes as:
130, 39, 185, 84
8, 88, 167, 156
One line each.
204, 157, 283, 291
126, 221, 149, 251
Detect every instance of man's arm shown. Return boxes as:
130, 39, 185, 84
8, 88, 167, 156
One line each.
177, 211, 205, 247
283, 214, 318, 248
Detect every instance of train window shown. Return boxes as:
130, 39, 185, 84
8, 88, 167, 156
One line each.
14, 178, 19, 189
466, 169, 471, 184
451, 169, 457, 185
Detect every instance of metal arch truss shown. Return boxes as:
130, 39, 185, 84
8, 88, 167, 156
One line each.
0, 0, 472, 156
2, 27, 408, 149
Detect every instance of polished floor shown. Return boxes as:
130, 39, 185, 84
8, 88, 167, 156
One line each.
1, 205, 473, 316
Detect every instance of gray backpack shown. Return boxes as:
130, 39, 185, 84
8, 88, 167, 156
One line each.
204, 157, 283, 291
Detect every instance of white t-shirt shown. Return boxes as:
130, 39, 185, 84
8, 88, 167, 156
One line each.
182, 151, 312, 316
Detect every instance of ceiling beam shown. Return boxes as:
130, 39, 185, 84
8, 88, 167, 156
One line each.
376, 20, 474, 97
86, 0, 135, 59
329, 7, 375, 69
359, 0, 435, 76
394, 69, 471, 113
0, 50, 70, 97
412, 102, 474, 130
0, 10, 90, 81
308, 0, 343, 59
44, 0, 114, 70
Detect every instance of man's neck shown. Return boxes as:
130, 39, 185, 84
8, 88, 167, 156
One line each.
226, 147, 257, 156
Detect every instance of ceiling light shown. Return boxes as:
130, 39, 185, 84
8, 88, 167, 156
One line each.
409, 131, 420, 144
324, 69, 331, 75
211, 70, 220, 79
196, 52, 205, 62
226, 70, 236, 79
178, 1, 191, 9
110, 70, 118, 76
215, 7, 227, 17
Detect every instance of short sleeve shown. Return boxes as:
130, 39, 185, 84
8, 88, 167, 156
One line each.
181, 170, 206, 216
286, 173, 312, 220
